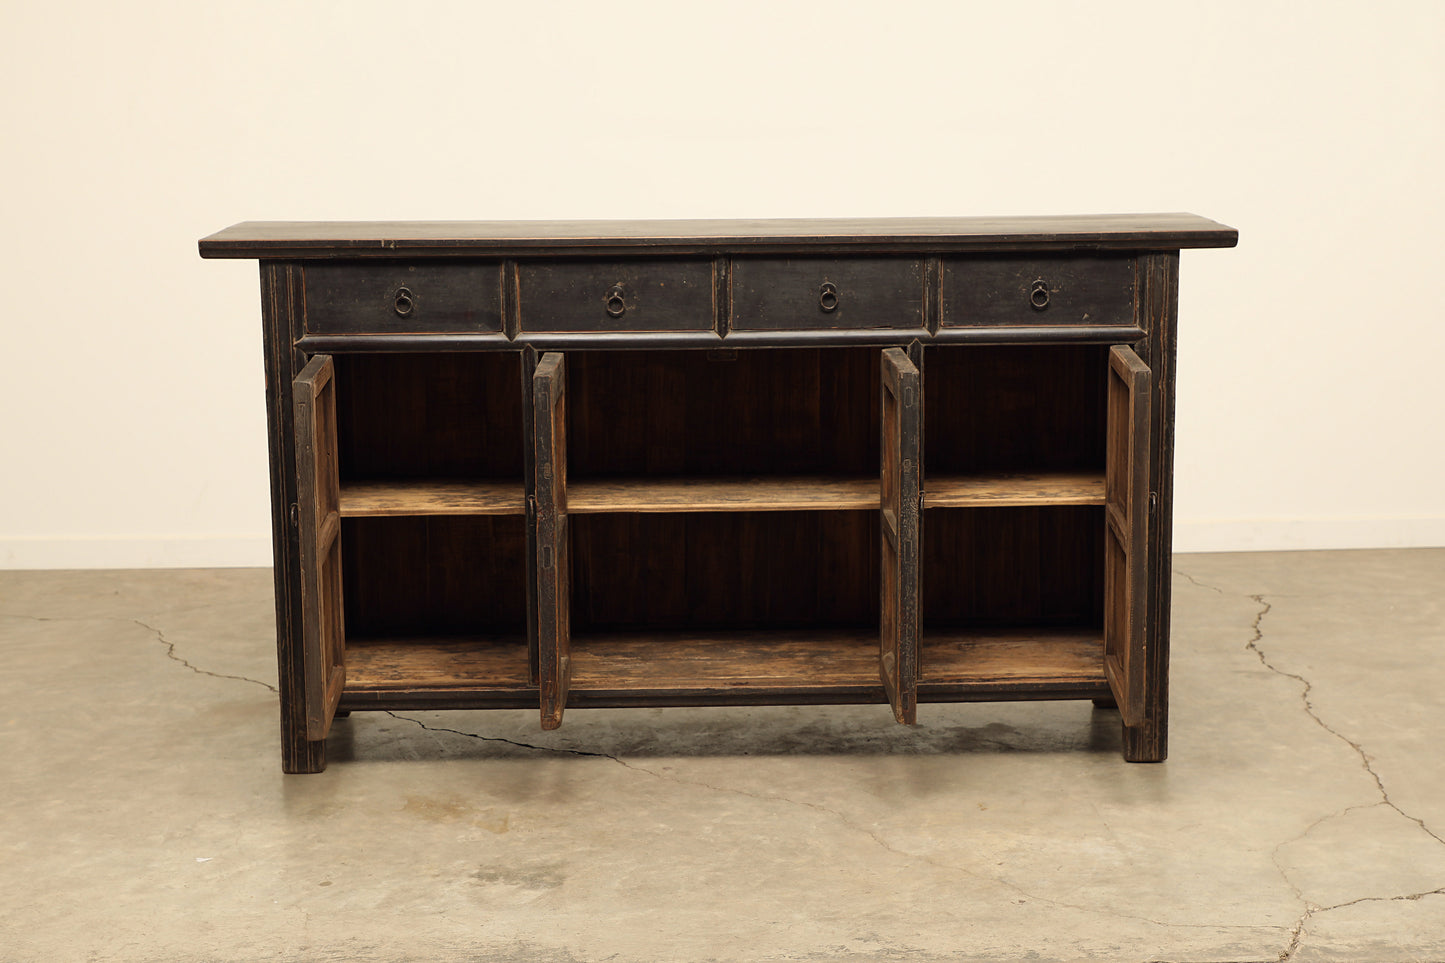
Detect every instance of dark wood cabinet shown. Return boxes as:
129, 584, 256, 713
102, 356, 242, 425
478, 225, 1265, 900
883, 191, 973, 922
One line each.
201, 215, 1236, 773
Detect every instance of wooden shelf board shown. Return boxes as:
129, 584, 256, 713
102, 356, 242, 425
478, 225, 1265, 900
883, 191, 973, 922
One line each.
340, 479, 525, 517
344, 636, 531, 691
568, 475, 878, 513
571, 627, 1105, 692
925, 472, 1105, 509
338, 629, 1105, 704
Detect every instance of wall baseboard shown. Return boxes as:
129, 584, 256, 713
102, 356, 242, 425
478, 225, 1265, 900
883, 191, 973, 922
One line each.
3, 519, 1442, 570
1174, 516, 1445, 553
0, 536, 273, 570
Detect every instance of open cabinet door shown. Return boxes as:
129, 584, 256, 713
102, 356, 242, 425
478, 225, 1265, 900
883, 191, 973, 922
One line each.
533, 352, 571, 730
1104, 345, 1152, 726
294, 354, 345, 740
880, 347, 921, 724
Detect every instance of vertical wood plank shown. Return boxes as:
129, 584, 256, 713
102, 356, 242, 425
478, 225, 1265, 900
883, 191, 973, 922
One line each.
521, 346, 539, 683
261, 262, 327, 773
534, 352, 570, 729
1122, 252, 1179, 762
880, 347, 920, 724
1104, 346, 1150, 727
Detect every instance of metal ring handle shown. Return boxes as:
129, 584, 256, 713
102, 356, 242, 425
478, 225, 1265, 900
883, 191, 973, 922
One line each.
394, 287, 415, 317
605, 284, 626, 318
819, 281, 839, 313
1029, 279, 1050, 310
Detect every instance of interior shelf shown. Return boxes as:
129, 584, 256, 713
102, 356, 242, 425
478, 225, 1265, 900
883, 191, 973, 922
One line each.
924, 472, 1105, 509
336, 471, 1104, 518
345, 636, 531, 691
569, 475, 877, 514
543, 628, 1104, 695
340, 479, 526, 517
339, 629, 1104, 701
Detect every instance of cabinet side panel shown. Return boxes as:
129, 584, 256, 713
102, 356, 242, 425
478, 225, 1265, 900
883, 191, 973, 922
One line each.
1123, 252, 1179, 762
260, 262, 327, 773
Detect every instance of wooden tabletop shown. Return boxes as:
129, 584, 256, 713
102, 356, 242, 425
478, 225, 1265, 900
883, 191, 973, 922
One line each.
199, 214, 1238, 259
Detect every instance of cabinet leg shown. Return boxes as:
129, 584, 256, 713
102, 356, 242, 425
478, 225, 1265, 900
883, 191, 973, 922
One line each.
281, 725, 327, 774
1122, 717, 1167, 763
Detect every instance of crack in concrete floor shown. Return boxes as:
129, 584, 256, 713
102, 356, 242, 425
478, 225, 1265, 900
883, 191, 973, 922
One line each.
1175, 575, 1445, 962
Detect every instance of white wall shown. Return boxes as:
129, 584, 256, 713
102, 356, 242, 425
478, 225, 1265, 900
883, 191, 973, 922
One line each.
2, 1, 1442, 568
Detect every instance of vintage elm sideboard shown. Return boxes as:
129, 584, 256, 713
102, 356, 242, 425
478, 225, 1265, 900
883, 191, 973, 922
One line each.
199, 215, 1237, 773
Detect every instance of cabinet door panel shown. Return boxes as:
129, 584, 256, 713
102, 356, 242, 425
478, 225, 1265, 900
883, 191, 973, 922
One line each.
294, 354, 345, 740
880, 347, 921, 724
1104, 345, 1151, 725
533, 352, 571, 728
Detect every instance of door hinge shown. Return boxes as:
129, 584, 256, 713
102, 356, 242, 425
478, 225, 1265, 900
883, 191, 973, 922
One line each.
1149, 492, 1158, 515
290, 503, 299, 527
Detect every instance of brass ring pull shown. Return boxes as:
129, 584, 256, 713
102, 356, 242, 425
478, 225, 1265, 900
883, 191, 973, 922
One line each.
393, 286, 415, 317
819, 281, 839, 313
605, 284, 626, 318
1029, 279, 1050, 310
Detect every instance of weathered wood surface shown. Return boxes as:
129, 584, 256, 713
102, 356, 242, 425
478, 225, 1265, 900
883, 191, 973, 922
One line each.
941, 254, 1136, 328
303, 260, 503, 334
517, 259, 715, 332
340, 479, 525, 516
533, 352, 571, 729
880, 347, 920, 724
293, 354, 345, 742
568, 475, 876, 513
730, 256, 925, 330
924, 471, 1105, 508
201, 214, 1238, 258
1105, 345, 1152, 729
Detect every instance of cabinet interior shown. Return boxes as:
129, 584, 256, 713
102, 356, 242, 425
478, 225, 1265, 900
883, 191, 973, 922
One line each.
327, 345, 1116, 701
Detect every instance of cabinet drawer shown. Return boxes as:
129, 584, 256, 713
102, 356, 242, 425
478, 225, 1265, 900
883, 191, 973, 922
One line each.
941, 255, 1136, 328
731, 257, 924, 330
518, 259, 715, 332
304, 261, 503, 335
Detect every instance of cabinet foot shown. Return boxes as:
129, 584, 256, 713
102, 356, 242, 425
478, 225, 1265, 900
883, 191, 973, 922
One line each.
281, 733, 328, 774
1122, 719, 1167, 763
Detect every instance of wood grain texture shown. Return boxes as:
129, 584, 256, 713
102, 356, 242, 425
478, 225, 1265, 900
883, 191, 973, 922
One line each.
568, 475, 877, 513
568, 628, 1104, 694
293, 354, 345, 743
340, 479, 525, 516
261, 263, 328, 773
570, 511, 877, 631
345, 636, 531, 691
880, 347, 921, 724
334, 352, 524, 480
533, 353, 571, 729
925, 472, 1105, 508
201, 214, 1238, 258
924, 345, 1108, 475
567, 348, 878, 477
1123, 253, 1179, 762
1103, 344, 1150, 727
335, 629, 1105, 708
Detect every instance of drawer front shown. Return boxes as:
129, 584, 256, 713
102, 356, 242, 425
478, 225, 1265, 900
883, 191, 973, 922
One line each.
941, 255, 1136, 327
518, 259, 715, 332
731, 257, 925, 330
304, 261, 503, 335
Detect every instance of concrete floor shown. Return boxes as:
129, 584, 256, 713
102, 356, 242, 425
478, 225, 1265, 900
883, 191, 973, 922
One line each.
1, 549, 1442, 962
